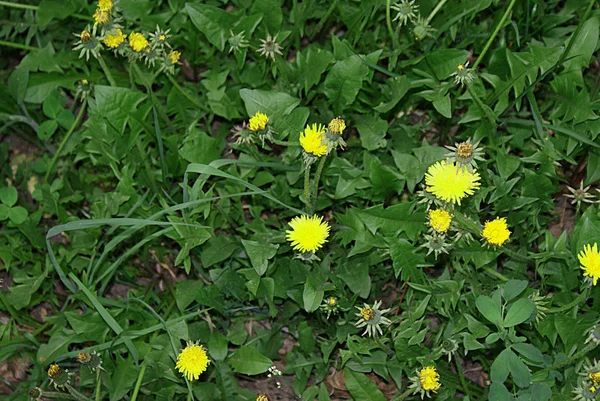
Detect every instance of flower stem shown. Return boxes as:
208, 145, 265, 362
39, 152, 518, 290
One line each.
0, 39, 38, 52
482, 266, 509, 281
547, 288, 589, 314
44, 100, 88, 183
97, 54, 117, 87
386, 0, 399, 49
94, 369, 102, 401
375, 336, 395, 356
472, 0, 517, 69
537, 341, 598, 376
0, 1, 37, 10
130, 364, 146, 401
66, 385, 92, 401
311, 156, 327, 213
270, 138, 299, 147
304, 164, 311, 212
426, 0, 449, 23
390, 388, 414, 401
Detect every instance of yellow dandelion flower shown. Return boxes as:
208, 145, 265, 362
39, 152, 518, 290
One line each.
98, 0, 113, 11
129, 32, 149, 52
482, 217, 510, 246
103, 28, 126, 48
257, 395, 269, 401
168, 50, 181, 64
48, 364, 60, 378
579, 243, 600, 286
328, 117, 346, 134
300, 123, 327, 157
425, 160, 480, 204
175, 342, 211, 381
419, 366, 441, 391
93, 8, 110, 25
428, 209, 452, 233
591, 371, 600, 386
80, 30, 91, 43
249, 112, 269, 132
286, 215, 330, 253
159, 34, 166, 41
327, 297, 337, 306
77, 352, 91, 363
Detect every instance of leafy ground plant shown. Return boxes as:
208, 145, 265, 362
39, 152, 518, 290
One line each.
1, 0, 600, 400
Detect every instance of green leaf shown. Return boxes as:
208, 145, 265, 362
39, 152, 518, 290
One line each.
208, 332, 229, 361
37, 120, 58, 140
503, 298, 534, 327
179, 130, 224, 165
355, 114, 388, 150
433, 93, 452, 118
323, 55, 366, 113
424, 49, 469, 79
109, 355, 138, 401
374, 75, 410, 113
228, 346, 273, 375
92, 86, 147, 134
241, 240, 279, 276
185, 3, 233, 51
489, 382, 511, 401
8, 67, 29, 104
8, 206, 28, 225
475, 295, 502, 327
337, 260, 371, 299
0, 186, 18, 207
303, 280, 324, 313
294, 47, 335, 93
507, 348, 531, 388
390, 239, 426, 281
37, 0, 77, 26
251, 0, 283, 33
343, 369, 387, 401
502, 280, 528, 301
355, 203, 426, 242
0, 205, 9, 220
512, 343, 544, 364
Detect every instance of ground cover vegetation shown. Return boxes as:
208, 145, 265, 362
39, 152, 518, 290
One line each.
1, 0, 600, 400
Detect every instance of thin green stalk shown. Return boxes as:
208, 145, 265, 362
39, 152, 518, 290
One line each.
454, 357, 472, 399
45, 100, 88, 182
537, 341, 598, 376
0, 39, 38, 52
472, 0, 517, 69
311, 156, 327, 213
94, 369, 102, 401
130, 364, 146, 401
390, 388, 414, 401
386, 0, 399, 49
483, 266, 509, 281
0, 1, 37, 10
375, 336, 394, 356
65, 385, 92, 401
166, 74, 211, 113
547, 288, 589, 314
426, 0, 449, 23
97, 54, 117, 87
304, 164, 311, 212
271, 138, 299, 147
